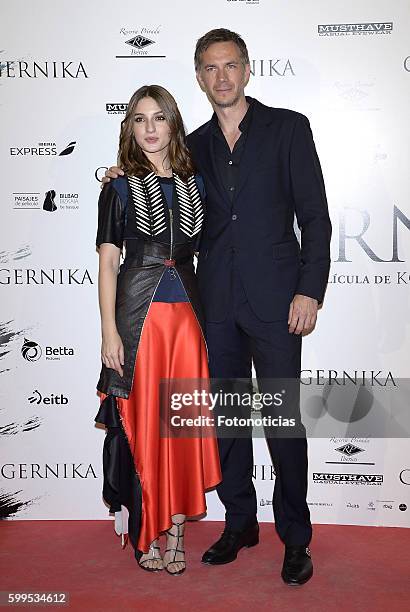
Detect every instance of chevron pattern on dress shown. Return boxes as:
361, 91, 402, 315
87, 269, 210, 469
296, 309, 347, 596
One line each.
174, 174, 204, 237
128, 173, 167, 237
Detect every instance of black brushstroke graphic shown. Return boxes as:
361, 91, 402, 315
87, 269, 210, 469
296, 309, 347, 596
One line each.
22, 416, 42, 431
13, 245, 32, 261
0, 490, 35, 520
0, 321, 23, 361
0, 416, 42, 435
0, 245, 31, 264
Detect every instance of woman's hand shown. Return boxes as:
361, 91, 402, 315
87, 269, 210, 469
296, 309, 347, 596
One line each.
101, 328, 124, 377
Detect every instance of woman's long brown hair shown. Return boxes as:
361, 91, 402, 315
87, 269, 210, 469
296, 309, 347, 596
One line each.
118, 85, 195, 181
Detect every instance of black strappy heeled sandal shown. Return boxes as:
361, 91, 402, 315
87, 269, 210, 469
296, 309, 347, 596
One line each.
135, 541, 163, 573
164, 519, 186, 576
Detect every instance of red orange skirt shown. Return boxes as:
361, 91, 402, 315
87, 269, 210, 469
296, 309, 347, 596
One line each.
109, 302, 221, 552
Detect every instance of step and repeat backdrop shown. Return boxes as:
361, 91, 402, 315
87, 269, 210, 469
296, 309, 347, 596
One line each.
1, 0, 409, 527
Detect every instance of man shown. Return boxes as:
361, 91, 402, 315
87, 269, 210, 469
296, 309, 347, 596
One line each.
104, 28, 331, 585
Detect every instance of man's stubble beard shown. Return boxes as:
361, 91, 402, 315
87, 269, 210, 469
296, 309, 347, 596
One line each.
211, 90, 243, 109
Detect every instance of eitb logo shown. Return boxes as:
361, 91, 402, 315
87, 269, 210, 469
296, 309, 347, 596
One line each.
21, 338, 42, 362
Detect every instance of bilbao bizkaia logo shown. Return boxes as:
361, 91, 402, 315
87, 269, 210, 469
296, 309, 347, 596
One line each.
106, 103, 128, 115
10, 141, 76, 157
318, 22, 393, 36
0, 57, 88, 79
117, 26, 165, 58
28, 390, 69, 406
313, 473, 383, 485
12, 189, 79, 212
21, 338, 75, 362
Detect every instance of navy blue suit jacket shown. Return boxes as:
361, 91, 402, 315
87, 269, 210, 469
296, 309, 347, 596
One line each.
187, 97, 332, 323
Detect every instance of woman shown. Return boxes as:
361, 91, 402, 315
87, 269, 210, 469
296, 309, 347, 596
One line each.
95, 85, 221, 575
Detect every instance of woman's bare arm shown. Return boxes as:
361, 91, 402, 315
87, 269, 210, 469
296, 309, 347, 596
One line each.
98, 243, 124, 377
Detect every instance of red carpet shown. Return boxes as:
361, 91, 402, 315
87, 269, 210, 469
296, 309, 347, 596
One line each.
1, 521, 409, 611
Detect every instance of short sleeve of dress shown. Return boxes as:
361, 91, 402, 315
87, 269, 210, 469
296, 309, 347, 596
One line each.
96, 182, 126, 249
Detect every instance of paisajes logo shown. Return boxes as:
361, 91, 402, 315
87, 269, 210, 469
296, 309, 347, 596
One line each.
12, 189, 79, 212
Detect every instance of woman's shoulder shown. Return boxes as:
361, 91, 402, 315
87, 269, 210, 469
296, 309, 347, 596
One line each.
102, 175, 128, 200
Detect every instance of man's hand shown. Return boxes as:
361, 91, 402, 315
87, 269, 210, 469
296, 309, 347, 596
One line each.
101, 165, 124, 187
288, 294, 318, 335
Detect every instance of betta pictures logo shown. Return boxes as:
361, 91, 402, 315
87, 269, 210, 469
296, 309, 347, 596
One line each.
21, 339, 75, 362
318, 22, 393, 37
10, 141, 76, 157
21, 339, 42, 362
117, 26, 165, 58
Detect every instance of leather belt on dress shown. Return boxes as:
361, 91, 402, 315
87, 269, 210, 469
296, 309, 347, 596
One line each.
124, 240, 193, 266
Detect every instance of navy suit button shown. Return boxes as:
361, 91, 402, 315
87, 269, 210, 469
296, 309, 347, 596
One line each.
232, 214, 237, 220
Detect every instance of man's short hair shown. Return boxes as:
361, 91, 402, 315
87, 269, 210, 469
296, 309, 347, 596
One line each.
194, 28, 250, 71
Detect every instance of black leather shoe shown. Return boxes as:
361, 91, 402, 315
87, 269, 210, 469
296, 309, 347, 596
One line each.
201, 523, 259, 565
281, 545, 313, 585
